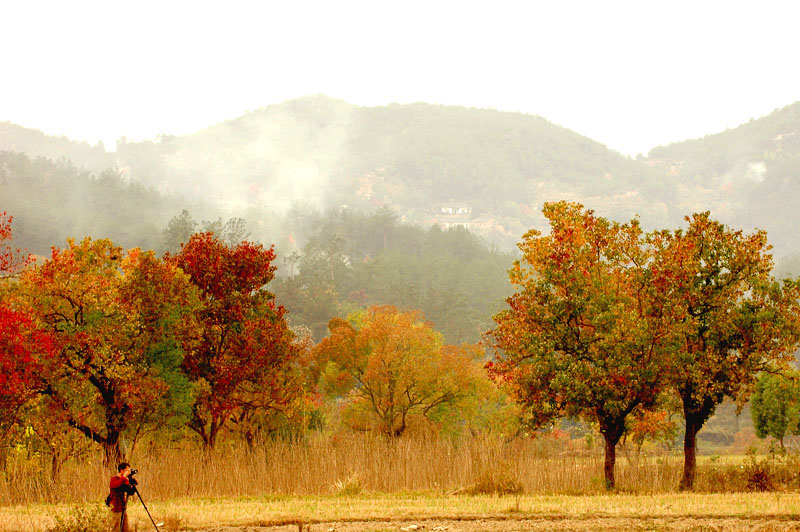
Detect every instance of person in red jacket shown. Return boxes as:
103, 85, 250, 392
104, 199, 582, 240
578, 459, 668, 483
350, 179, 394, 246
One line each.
108, 462, 137, 532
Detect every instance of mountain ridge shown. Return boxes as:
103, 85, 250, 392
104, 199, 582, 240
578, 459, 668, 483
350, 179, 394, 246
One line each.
2, 96, 799, 256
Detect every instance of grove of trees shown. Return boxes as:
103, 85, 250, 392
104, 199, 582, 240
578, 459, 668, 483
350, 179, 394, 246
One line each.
2, 200, 800, 493
488, 202, 800, 489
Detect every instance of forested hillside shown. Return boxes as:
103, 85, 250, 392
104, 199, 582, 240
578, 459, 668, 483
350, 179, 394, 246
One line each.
271, 206, 514, 343
646, 102, 800, 256
2, 96, 799, 259
0, 122, 114, 175
107, 96, 677, 247
0, 151, 196, 253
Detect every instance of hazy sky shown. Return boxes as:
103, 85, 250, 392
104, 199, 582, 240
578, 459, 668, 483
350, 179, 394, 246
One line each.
2, 0, 799, 156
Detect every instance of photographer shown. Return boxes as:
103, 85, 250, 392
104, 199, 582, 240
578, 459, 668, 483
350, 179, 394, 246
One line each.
107, 462, 138, 532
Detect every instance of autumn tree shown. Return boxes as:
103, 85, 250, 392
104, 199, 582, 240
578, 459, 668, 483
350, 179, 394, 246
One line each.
0, 213, 55, 469
0, 307, 54, 452
314, 305, 487, 437
12, 238, 199, 464
488, 202, 682, 489
751, 371, 800, 449
624, 408, 679, 458
661, 213, 800, 489
169, 232, 301, 448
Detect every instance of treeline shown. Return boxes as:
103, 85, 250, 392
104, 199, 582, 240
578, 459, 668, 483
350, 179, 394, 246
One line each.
0, 122, 114, 175
0, 213, 513, 477
2, 203, 800, 493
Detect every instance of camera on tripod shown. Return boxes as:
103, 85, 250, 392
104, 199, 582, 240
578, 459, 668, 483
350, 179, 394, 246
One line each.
129, 468, 139, 476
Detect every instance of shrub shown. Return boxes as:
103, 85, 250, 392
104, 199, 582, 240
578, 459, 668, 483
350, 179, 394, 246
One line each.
47, 504, 108, 532
332, 474, 363, 496
465, 468, 524, 495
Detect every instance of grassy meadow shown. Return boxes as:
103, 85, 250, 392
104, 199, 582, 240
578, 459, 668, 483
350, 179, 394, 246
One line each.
2, 432, 798, 531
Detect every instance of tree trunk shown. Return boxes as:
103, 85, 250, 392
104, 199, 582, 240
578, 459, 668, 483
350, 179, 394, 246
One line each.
103, 438, 122, 467
599, 415, 626, 490
679, 387, 718, 491
603, 433, 620, 490
206, 418, 220, 448
51, 450, 63, 484
680, 414, 702, 490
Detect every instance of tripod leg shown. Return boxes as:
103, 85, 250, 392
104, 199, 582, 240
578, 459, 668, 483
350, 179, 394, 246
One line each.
134, 487, 162, 531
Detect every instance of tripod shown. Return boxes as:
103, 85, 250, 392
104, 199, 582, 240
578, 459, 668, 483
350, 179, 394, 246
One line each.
119, 486, 161, 532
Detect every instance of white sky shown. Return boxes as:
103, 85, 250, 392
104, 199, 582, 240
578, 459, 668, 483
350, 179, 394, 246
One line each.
1, 0, 799, 156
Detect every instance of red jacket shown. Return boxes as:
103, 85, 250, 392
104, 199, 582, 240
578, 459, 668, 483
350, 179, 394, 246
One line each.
108, 475, 136, 512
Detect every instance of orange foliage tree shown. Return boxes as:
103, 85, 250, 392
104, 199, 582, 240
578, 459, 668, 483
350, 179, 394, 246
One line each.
12, 238, 199, 463
488, 202, 684, 489
314, 305, 487, 437
661, 213, 800, 490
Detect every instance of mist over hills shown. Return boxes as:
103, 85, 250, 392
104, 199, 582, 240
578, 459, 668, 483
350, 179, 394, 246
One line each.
2, 96, 799, 258
645, 102, 800, 258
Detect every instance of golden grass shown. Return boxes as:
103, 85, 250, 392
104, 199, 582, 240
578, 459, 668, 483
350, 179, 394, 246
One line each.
1, 432, 794, 531
1, 432, 699, 504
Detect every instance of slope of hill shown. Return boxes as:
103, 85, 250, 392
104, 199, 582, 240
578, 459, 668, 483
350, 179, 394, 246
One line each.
645, 102, 800, 256
0, 151, 200, 254
111, 95, 673, 246
0, 122, 115, 175
2, 96, 799, 257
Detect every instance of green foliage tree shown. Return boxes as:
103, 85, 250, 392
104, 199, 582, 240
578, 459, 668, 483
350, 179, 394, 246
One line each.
161, 209, 198, 254
751, 372, 800, 448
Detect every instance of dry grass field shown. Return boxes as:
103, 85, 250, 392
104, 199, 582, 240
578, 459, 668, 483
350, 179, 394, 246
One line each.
4, 492, 800, 532
2, 433, 798, 531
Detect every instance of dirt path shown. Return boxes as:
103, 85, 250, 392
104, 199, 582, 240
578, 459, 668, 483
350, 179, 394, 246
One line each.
193, 514, 800, 532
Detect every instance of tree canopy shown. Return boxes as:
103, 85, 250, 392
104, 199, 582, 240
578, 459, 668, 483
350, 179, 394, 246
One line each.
661, 212, 800, 489
314, 305, 489, 437
169, 232, 303, 447
488, 201, 683, 489
10, 238, 199, 463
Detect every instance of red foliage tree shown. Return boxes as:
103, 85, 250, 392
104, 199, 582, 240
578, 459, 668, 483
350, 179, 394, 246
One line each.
0, 215, 54, 462
1, 214, 50, 430
170, 233, 301, 448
